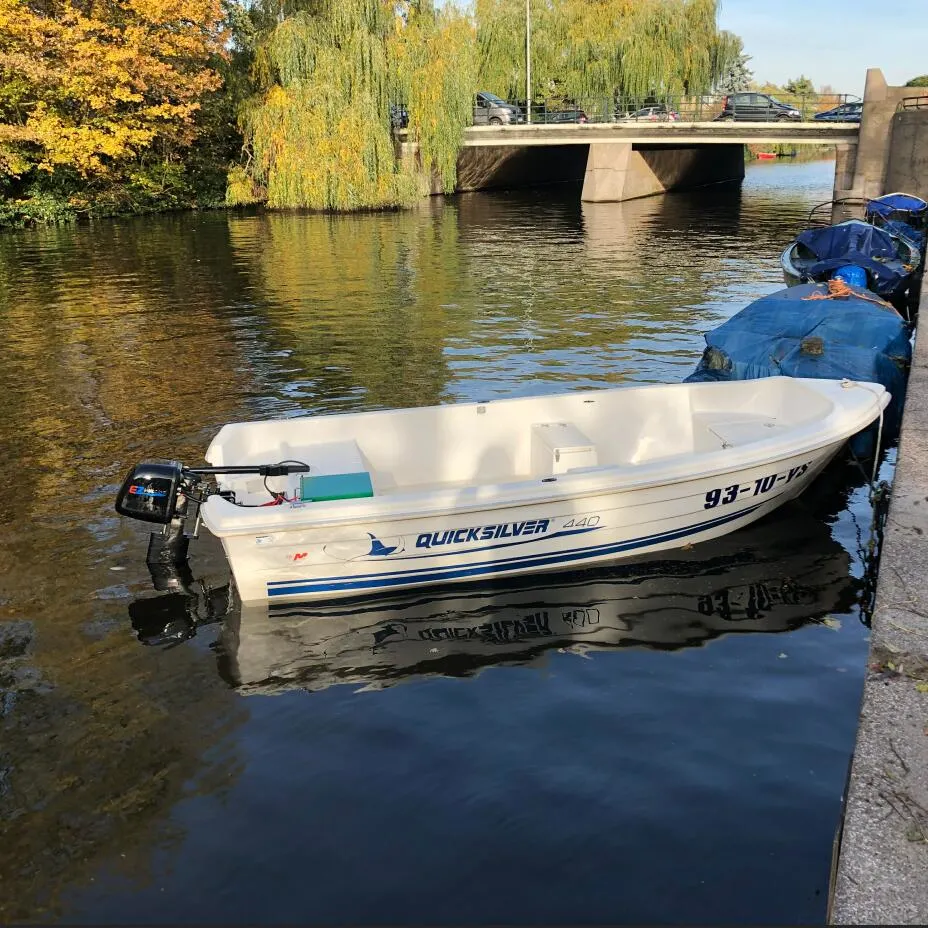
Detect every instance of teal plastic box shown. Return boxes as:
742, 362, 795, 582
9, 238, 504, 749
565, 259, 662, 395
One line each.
299, 472, 374, 502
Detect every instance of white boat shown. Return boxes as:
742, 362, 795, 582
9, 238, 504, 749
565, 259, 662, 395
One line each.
159, 377, 886, 603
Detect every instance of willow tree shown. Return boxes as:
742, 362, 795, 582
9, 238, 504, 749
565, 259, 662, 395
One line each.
229, 0, 475, 210
390, 3, 477, 193
477, 0, 739, 108
475, 0, 563, 101
615, 0, 719, 99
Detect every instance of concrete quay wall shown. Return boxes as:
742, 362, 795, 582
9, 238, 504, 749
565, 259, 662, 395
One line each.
829, 273, 928, 924
835, 68, 928, 201
885, 110, 928, 201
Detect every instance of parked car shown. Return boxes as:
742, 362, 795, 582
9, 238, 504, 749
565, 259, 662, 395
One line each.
617, 104, 679, 122
473, 92, 523, 126
533, 104, 588, 124
390, 103, 408, 130
813, 101, 863, 123
714, 93, 801, 122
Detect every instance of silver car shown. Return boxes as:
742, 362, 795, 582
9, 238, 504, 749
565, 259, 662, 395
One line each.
473, 92, 524, 125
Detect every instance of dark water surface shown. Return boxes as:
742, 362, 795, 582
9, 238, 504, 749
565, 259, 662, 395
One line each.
0, 160, 888, 924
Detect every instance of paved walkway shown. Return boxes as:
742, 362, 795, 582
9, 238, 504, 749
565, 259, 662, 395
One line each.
830, 274, 928, 924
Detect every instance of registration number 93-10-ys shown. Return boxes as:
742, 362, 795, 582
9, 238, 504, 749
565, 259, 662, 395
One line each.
704, 462, 810, 510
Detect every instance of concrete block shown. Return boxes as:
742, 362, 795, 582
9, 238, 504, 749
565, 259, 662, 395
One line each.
886, 112, 928, 202
830, 199, 928, 924
870, 536, 928, 655
830, 675, 928, 925
898, 373, 928, 434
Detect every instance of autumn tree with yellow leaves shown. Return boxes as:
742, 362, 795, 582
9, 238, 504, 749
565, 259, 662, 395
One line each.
0, 0, 228, 221
0, 0, 747, 221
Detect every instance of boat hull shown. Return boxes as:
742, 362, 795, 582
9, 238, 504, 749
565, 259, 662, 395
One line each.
225, 502, 854, 694
219, 443, 842, 602
780, 244, 802, 287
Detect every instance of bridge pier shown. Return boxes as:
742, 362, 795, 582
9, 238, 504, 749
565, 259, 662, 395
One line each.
885, 107, 928, 198
581, 143, 634, 201
581, 143, 745, 203
833, 144, 857, 199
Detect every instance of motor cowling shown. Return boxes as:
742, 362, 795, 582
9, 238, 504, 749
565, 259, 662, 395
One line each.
115, 460, 185, 524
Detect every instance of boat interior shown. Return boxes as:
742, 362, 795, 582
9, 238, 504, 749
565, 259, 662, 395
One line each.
207, 379, 840, 505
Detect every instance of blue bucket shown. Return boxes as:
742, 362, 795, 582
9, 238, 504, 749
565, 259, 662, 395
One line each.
832, 264, 867, 288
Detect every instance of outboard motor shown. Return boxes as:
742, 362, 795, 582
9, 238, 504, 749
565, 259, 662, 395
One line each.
116, 459, 199, 568
115, 459, 186, 524
116, 458, 310, 568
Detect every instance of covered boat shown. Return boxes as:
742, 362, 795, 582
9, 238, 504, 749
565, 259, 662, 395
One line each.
115, 378, 888, 603
780, 218, 920, 303
685, 283, 909, 443
865, 192, 928, 254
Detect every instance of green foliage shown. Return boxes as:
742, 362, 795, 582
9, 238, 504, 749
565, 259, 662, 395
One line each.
394, 5, 477, 193
476, 0, 737, 109
715, 32, 752, 93
0, 183, 76, 226
784, 75, 815, 97
0, 0, 245, 225
232, 0, 473, 209
906, 75, 928, 87
475, 0, 561, 102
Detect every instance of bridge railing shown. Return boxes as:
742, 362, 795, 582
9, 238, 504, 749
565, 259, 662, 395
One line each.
897, 95, 928, 111
515, 93, 860, 124
390, 92, 861, 131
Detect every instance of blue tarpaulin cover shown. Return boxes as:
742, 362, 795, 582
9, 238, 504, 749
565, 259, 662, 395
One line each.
796, 221, 898, 261
793, 221, 910, 296
685, 282, 911, 435
866, 193, 928, 220
880, 218, 924, 251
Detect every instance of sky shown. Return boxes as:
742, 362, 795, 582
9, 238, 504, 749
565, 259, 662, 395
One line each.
717, 0, 928, 97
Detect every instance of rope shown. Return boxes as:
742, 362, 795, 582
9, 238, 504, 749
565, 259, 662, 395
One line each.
871, 404, 885, 492
845, 380, 887, 497
802, 278, 901, 315
842, 380, 892, 625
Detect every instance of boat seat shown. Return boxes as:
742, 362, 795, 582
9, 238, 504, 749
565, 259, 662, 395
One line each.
223, 439, 379, 503
700, 415, 783, 449
301, 439, 367, 477
531, 422, 597, 475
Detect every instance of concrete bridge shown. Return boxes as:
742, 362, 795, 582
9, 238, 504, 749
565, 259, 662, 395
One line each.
399, 69, 928, 205
457, 121, 859, 147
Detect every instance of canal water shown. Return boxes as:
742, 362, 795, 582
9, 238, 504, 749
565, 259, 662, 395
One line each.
0, 159, 888, 924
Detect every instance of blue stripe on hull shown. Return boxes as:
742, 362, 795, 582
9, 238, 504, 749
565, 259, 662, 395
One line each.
266, 504, 763, 598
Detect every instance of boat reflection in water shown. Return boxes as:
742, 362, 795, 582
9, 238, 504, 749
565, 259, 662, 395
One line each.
205, 501, 859, 696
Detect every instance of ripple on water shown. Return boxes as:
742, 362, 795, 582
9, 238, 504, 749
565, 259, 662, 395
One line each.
0, 159, 878, 926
